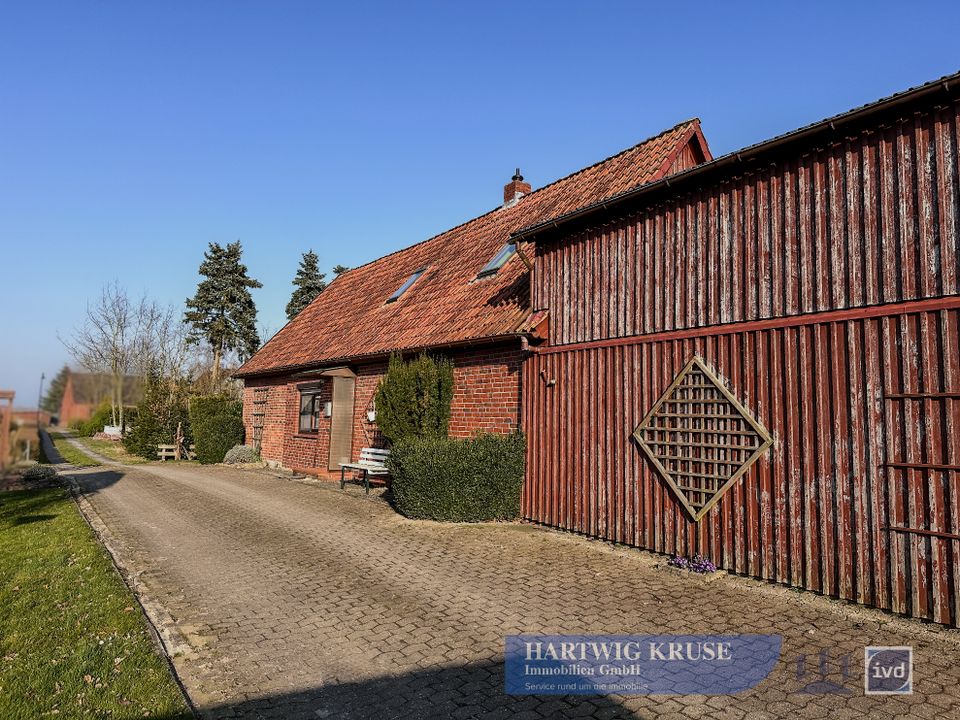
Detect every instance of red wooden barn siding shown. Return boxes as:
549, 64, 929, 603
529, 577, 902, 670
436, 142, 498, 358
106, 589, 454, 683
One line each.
523, 99, 960, 624
532, 101, 960, 343
523, 303, 960, 624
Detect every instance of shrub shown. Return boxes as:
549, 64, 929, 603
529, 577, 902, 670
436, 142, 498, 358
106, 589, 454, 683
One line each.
190, 395, 242, 424
124, 369, 191, 460
189, 395, 243, 464
374, 354, 453, 444
388, 432, 525, 522
192, 414, 245, 464
223, 444, 260, 464
20, 464, 58, 482
76, 403, 114, 437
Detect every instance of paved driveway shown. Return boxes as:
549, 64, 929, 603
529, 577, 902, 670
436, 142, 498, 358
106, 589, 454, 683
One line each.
70, 463, 960, 719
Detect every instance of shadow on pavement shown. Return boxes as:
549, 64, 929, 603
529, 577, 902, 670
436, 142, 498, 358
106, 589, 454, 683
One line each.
155, 659, 639, 719
71, 469, 126, 495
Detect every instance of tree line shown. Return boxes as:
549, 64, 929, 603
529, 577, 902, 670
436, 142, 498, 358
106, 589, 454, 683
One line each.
47, 243, 347, 422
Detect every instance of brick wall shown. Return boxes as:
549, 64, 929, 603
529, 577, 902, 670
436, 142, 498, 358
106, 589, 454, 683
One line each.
242, 340, 524, 474
58, 375, 94, 425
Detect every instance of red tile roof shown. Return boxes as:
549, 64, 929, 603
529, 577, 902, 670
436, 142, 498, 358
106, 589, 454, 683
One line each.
236, 119, 708, 377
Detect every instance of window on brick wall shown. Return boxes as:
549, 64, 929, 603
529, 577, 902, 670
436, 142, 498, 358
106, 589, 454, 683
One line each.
298, 388, 322, 433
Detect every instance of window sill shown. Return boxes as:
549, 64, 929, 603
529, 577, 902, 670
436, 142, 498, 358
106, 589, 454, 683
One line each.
293, 432, 321, 439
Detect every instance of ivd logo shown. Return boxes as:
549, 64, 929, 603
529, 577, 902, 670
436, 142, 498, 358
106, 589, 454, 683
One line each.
864, 646, 913, 695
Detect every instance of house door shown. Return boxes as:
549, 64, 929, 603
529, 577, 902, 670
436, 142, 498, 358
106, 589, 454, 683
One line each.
328, 375, 356, 471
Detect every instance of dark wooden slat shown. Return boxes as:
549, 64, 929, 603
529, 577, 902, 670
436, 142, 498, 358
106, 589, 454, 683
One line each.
885, 462, 960, 471
883, 526, 960, 541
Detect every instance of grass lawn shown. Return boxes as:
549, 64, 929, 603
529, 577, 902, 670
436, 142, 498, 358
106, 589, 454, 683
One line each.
76, 437, 151, 465
47, 432, 101, 468
0, 488, 192, 719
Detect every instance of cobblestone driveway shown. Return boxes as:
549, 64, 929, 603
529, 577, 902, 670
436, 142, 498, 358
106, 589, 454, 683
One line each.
71, 464, 960, 719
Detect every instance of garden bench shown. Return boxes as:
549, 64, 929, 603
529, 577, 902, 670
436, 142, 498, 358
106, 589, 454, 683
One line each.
157, 444, 196, 461
340, 447, 390, 494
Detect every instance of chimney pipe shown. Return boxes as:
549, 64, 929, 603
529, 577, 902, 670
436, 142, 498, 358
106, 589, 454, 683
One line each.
503, 167, 531, 208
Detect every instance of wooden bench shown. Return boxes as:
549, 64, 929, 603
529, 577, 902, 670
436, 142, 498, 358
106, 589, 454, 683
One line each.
340, 447, 390, 494
157, 444, 196, 461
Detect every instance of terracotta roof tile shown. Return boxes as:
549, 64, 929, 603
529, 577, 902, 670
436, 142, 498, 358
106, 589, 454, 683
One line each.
237, 119, 705, 377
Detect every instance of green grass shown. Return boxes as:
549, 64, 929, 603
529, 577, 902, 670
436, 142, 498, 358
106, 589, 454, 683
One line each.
47, 433, 101, 467
76, 438, 150, 465
0, 488, 192, 719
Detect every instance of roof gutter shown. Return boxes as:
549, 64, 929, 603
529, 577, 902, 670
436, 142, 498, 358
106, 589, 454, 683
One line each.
513, 71, 958, 242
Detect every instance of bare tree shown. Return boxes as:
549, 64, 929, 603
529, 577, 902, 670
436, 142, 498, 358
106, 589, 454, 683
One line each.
132, 301, 191, 381
62, 284, 192, 430
61, 282, 136, 428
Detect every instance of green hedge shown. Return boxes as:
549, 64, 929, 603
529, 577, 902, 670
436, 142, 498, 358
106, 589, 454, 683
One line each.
388, 432, 525, 522
190, 395, 242, 423
192, 414, 245, 464
73, 403, 114, 437
189, 396, 243, 464
374, 353, 454, 444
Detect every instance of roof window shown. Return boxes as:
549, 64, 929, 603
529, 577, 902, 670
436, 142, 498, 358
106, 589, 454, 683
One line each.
386, 267, 426, 303
476, 243, 516, 279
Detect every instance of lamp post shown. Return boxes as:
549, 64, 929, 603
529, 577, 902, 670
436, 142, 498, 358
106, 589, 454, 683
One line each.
37, 373, 45, 429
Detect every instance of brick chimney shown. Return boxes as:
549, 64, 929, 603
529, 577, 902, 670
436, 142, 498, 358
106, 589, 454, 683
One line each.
503, 168, 531, 208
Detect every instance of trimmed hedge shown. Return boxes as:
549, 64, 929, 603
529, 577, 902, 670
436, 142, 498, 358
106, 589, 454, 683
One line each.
189, 396, 244, 464
192, 414, 244, 464
190, 395, 242, 424
388, 432, 525, 522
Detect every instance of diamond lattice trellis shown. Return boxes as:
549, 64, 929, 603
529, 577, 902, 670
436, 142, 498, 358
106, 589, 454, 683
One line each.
632, 357, 773, 522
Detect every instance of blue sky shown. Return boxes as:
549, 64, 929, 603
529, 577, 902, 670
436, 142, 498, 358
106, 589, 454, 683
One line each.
1, 1, 958, 405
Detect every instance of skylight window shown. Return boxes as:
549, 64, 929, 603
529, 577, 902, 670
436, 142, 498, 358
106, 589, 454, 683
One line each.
476, 243, 516, 278
386, 267, 426, 303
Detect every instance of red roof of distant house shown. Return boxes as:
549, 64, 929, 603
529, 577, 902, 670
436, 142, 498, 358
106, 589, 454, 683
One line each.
236, 120, 710, 377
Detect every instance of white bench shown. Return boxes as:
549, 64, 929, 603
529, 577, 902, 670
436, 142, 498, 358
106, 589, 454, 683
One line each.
340, 447, 390, 494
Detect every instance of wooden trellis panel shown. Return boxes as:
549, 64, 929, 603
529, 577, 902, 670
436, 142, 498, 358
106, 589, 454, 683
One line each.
251, 388, 267, 453
632, 356, 773, 521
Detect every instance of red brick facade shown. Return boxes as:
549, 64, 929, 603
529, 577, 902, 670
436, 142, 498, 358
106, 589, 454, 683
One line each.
242, 342, 524, 475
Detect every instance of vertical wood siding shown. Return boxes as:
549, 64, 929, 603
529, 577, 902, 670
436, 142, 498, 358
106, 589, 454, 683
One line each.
532, 101, 960, 346
523, 304, 960, 624
523, 97, 960, 625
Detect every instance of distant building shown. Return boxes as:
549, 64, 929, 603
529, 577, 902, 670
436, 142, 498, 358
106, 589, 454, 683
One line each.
58, 371, 142, 426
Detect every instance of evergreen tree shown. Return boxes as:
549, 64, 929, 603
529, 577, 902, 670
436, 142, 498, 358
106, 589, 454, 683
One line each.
42, 365, 70, 414
123, 364, 191, 460
285, 250, 327, 320
332, 264, 350, 278
184, 240, 262, 386
374, 354, 454, 444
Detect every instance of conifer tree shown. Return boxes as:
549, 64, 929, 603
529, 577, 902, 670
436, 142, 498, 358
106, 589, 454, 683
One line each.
332, 264, 350, 278
374, 354, 453, 444
184, 240, 262, 386
285, 250, 327, 320
42, 365, 70, 414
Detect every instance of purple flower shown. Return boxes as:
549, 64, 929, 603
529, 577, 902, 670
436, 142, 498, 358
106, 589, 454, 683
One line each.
667, 553, 717, 574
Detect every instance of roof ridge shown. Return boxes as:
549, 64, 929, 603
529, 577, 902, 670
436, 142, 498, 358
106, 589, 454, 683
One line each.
513, 70, 960, 239
332, 118, 700, 278
512, 117, 700, 202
